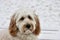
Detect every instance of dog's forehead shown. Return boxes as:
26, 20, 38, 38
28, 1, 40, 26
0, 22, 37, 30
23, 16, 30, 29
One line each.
14, 9, 36, 22
18, 13, 33, 17
16, 10, 35, 17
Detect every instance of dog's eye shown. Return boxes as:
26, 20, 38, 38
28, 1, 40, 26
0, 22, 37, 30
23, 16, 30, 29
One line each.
17, 27, 19, 31
20, 17, 24, 21
28, 15, 32, 20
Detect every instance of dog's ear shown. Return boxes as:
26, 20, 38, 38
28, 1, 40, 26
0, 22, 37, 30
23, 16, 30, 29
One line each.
33, 14, 41, 36
9, 14, 18, 36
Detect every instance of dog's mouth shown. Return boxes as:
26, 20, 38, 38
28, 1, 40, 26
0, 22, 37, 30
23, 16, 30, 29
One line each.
22, 27, 33, 35
23, 30, 32, 35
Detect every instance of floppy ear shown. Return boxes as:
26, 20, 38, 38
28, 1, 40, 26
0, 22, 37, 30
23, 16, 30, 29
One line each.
33, 14, 41, 36
9, 14, 18, 36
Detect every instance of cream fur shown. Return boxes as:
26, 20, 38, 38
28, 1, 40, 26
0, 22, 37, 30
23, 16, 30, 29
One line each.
0, 8, 39, 40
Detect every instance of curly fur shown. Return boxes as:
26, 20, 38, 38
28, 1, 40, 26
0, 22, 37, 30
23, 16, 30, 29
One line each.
0, 8, 40, 40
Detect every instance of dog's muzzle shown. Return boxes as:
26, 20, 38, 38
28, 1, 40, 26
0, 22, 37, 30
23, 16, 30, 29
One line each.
21, 23, 34, 35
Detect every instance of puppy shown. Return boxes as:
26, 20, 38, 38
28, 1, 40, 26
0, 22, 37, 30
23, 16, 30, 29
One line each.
0, 8, 40, 40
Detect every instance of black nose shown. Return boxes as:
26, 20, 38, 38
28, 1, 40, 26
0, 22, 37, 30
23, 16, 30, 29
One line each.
26, 24, 31, 29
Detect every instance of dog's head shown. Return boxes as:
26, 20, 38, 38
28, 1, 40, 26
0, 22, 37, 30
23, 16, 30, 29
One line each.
9, 9, 40, 36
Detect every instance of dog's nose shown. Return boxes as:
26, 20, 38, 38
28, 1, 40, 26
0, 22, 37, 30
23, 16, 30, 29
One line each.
26, 24, 31, 29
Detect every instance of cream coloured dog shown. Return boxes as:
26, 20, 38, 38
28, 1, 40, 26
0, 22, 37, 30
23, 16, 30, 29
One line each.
0, 8, 40, 40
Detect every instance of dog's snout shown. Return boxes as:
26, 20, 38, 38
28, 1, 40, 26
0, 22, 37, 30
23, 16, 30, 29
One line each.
26, 24, 31, 29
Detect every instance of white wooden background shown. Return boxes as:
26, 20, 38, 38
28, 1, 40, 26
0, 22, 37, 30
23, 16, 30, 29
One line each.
0, 0, 60, 40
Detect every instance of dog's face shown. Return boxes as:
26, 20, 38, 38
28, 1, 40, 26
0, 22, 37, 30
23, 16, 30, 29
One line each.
9, 9, 40, 36
16, 13, 36, 35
